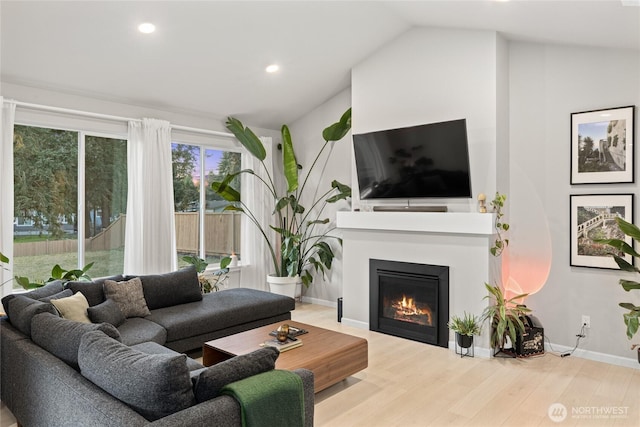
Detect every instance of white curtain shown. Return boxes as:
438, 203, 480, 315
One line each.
124, 119, 177, 275
0, 99, 16, 297
240, 136, 275, 291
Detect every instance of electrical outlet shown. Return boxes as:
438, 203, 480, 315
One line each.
582, 315, 591, 328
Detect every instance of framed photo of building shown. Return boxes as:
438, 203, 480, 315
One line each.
570, 194, 634, 269
571, 106, 635, 184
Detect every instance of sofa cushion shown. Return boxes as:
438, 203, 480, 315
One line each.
103, 277, 150, 318
87, 298, 125, 327
190, 347, 279, 403
78, 330, 196, 421
130, 341, 204, 371
38, 289, 73, 303
1, 280, 65, 314
24, 280, 65, 299
5, 295, 58, 337
117, 317, 168, 346
65, 275, 124, 307
146, 288, 295, 342
137, 265, 202, 310
31, 312, 121, 370
50, 292, 91, 323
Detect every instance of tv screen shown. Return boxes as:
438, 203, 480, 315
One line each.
353, 119, 472, 200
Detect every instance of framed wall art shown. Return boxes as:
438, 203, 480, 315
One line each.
571, 105, 635, 184
570, 194, 634, 269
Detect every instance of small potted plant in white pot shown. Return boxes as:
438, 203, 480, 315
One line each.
448, 311, 482, 349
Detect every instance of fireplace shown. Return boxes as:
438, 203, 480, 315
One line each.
369, 259, 449, 348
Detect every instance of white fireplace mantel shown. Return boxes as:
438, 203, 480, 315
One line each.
336, 210, 497, 358
336, 211, 495, 235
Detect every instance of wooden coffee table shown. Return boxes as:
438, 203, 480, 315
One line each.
203, 321, 368, 392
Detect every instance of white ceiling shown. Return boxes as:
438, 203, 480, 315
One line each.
1, 0, 639, 129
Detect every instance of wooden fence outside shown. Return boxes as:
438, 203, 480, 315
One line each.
14, 212, 241, 258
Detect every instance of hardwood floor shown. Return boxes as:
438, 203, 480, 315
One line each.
2, 303, 639, 426
293, 303, 640, 427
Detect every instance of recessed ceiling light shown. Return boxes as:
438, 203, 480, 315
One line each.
266, 64, 280, 73
621, 0, 640, 6
138, 23, 156, 34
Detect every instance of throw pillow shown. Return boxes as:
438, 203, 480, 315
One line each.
78, 330, 196, 421
103, 277, 150, 318
31, 312, 121, 370
23, 280, 65, 300
65, 274, 124, 307
5, 295, 58, 337
39, 289, 73, 303
136, 265, 202, 310
50, 292, 91, 323
2, 280, 65, 313
87, 298, 125, 327
191, 346, 279, 403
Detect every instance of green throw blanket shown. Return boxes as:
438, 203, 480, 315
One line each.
221, 370, 305, 427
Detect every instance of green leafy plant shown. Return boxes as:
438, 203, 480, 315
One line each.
182, 255, 232, 293
490, 192, 509, 257
482, 192, 531, 354
15, 262, 94, 290
481, 283, 530, 352
212, 108, 352, 287
595, 217, 640, 349
448, 311, 482, 337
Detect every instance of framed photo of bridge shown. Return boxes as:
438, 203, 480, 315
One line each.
570, 105, 635, 184
570, 194, 634, 269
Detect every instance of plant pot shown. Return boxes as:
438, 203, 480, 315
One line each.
267, 275, 299, 299
455, 332, 474, 349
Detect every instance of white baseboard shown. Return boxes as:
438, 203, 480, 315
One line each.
299, 296, 336, 307
340, 317, 369, 329
547, 342, 639, 369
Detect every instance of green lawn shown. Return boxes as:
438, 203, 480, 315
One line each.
12, 248, 124, 289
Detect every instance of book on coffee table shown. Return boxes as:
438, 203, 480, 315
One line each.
262, 338, 303, 352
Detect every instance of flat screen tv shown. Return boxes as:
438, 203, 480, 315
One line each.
352, 119, 472, 200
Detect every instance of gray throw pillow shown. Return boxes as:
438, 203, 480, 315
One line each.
103, 277, 150, 318
137, 265, 202, 310
87, 298, 125, 327
23, 280, 65, 300
38, 289, 73, 303
2, 281, 64, 315
6, 295, 58, 337
191, 347, 279, 403
78, 331, 196, 421
31, 312, 121, 370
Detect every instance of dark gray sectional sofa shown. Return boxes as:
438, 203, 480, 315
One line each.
0, 266, 314, 426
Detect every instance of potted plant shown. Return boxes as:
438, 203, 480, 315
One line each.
482, 193, 531, 356
182, 255, 232, 293
211, 109, 352, 297
596, 217, 640, 363
14, 262, 94, 290
448, 311, 481, 349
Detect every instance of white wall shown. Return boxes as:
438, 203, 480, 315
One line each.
287, 88, 352, 304
509, 42, 640, 363
352, 27, 504, 212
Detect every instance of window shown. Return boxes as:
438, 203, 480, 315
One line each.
172, 143, 241, 266
13, 125, 127, 286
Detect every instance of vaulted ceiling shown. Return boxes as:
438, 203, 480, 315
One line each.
2, 1, 638, 129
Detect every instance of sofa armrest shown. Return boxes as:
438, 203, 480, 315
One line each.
151, 369, 314, 427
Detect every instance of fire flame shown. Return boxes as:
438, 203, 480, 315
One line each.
391, 294, 432, 326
